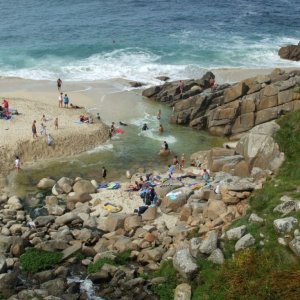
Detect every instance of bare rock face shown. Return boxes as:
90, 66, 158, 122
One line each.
278, 42, 300, 61
236, 121, 284, 172
143, 69, 300, 138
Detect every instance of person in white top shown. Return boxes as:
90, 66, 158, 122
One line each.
15, 156, 21, 171
58, 92, 63, 108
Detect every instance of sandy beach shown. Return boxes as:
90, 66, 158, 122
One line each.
0, 80, 111, 191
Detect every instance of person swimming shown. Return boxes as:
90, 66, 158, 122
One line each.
159, 124, 164, 134
142, 123, 149, 130
119, 121, 128, 126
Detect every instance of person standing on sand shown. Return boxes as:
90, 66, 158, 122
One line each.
57, 78, 62, 92
64, 94, 69, 108
32, 120, 38, 138
15, 156, 21, 171
54, 117, 58, 130
40, 122, 47, 135
102, 167, 107, 181
58, 92, 63, 108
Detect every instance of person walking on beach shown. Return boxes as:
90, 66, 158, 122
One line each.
57, 78, 62, 92
54, 117, 58, 130
15, 156, 21, 171
32, 120, 38, 138
64, 94, 69, 108
40, 122, 47, 135
58, 92, 63, 108
102, 167, 107, 181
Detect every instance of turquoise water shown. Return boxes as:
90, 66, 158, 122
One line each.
0, 0, 299, 83
14, 97, 224, 195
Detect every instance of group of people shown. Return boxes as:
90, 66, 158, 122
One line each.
0, 99, 14, 120
32, 116, 55, 146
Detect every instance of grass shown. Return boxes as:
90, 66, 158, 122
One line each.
20, 248, 63, 273
87, 257, 116, 274
87, 250, 131, 274
142, 259, 178, 300
189, 110, 300, 299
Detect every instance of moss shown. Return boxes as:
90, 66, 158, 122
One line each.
115, 250, 131, 265
87, 257, 116, 274
20, 248, 63, 273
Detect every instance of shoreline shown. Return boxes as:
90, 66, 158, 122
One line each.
0, 95, 109, 193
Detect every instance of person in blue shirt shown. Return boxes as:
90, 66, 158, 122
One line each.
64, 94, 69, 108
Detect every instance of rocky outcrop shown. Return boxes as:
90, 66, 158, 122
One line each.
142, 69, 300, 137
278, 42, 300, 61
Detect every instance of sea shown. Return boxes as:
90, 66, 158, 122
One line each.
3, 0, 299, 196
0, 0, 299, 84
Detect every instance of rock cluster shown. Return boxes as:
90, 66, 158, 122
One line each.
142, 69, 300, 137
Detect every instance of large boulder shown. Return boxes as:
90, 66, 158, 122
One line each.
73, 180, 96, 194
203, 199, 227, 221
208, 248, 225, 265
174, 283, 192, 300
273, 217, 298, 233
101, 214, 127, 232
235, 233, 255, 251
236, 121, 284, 172
37, 178, 56, 190
161, 187, 193, 213
173, 248, 198, 280
124, 215, 142, 231
226, 225, 247, 240
289, 236, 300, 257
278, 42, 300, 61
199, 230, 218, 255
155, 179, 184, 199
57, 177, 74, 194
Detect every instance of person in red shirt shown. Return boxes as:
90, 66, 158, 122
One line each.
2, 99, 9, 112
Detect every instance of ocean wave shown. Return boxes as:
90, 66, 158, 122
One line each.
0, 42, 299, 83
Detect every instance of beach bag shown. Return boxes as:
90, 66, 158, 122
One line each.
139, 189, 147, 199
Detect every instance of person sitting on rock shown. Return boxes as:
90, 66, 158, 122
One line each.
202, 169, 210, 182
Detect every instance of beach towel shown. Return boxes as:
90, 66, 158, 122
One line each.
98, 183, 108, 189
166, 190, 183, 201
74, 120, 84, 124
103, 202, 122, 213
107, 182, 121, 190
116, 128, 124, 134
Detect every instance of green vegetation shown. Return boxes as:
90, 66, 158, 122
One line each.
87, 250, 132, 274
190, 111, 300, 299
20, 248, 63, 273
148, 260, 178, 300
115, 250, 131, 265
87, 257, 116, 274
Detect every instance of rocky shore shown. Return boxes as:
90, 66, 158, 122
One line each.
142, 68, 300, 138
1, 115, 300, 300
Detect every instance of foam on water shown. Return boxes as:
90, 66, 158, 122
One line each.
67, 277, 105, 300
87, 143, 114, 154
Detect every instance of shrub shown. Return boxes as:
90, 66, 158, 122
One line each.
20, 248, 63, 273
